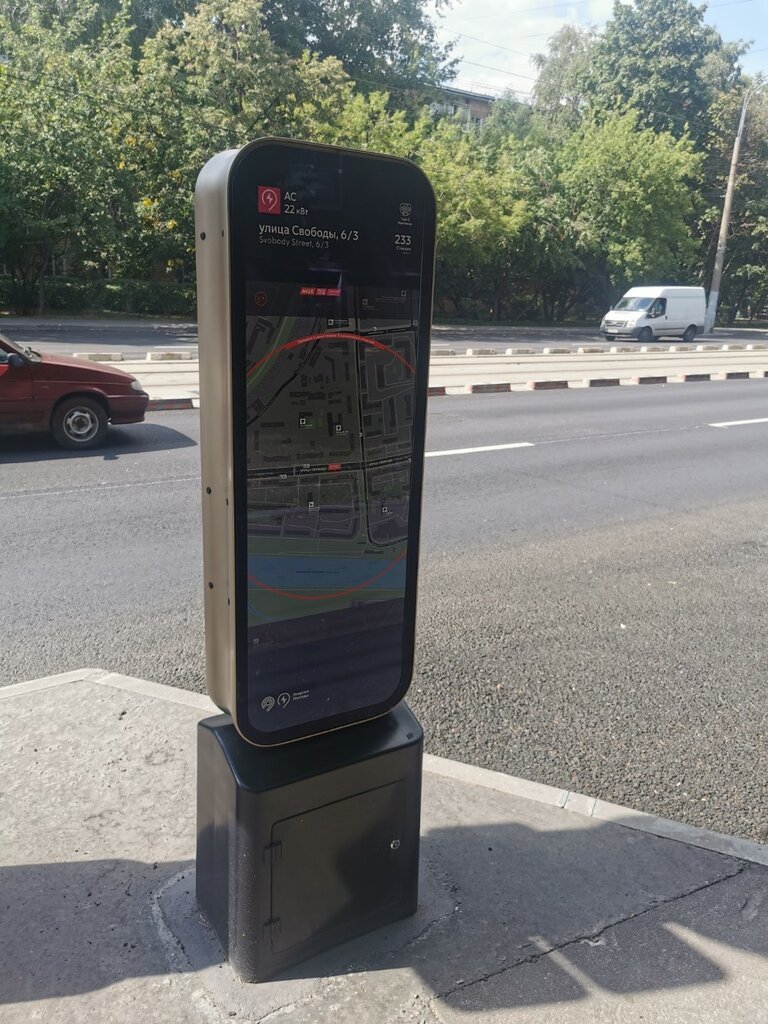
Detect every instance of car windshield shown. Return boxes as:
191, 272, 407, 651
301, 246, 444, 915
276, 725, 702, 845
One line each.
614, 297, 654, 311
0, 331, 42, 362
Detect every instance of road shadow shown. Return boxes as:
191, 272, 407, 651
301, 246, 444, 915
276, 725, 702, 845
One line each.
1, 817, 765, 1015
0, 422, 197, 464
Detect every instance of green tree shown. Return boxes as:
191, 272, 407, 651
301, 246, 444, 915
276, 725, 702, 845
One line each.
0, 0, 191, 47
0, 4, 136, 310
531, 26, 596, 138
588, 0, 742, 144
132, 0, 354, 274
258, 0, 456, 95
700, 83, 768, 322
560, 111, 702, 302
419, 123, 530, 319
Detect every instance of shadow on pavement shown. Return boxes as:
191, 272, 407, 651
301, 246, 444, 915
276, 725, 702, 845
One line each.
0, 422, 197, 463
1, 817, 765, 1014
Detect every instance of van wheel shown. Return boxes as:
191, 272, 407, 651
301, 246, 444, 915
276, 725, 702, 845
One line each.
52, 397, 109, 449
682, 325, 696, 343
638, 327, 653, 343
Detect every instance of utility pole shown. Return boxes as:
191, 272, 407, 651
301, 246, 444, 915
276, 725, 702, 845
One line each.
704, 77, 763, 333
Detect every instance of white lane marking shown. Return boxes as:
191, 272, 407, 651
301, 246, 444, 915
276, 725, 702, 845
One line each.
0, 475, 198, 501
708, 417, 768, 428
425, 441, 534, 458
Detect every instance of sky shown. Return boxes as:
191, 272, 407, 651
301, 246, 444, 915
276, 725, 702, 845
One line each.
428, 0, 768, 99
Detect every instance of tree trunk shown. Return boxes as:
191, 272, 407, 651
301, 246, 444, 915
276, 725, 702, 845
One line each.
36, 262, 46, 316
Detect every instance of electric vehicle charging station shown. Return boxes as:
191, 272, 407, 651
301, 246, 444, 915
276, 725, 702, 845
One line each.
194, 138, 436, 980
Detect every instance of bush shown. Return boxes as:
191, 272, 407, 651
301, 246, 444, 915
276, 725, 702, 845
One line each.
0, 276, 196, 317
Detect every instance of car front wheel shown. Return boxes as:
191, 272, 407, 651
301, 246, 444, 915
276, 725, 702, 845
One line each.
52, 396, 109, 450
638, 326, 654, 343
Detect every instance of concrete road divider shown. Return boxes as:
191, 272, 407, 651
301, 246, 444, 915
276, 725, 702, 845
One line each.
542, 347, 570, 354
465, 348, 496, 356
465, 382, 512, 393
610, 346, 634, 353
577, 346, 607, 354
528, 379, 569, 390
73, 352, 124, 361
681, 373, 711, 382
145, 351, 194, 360
505, 347, 535, 355
587, 378, 621, 387
632, 375, 668, 385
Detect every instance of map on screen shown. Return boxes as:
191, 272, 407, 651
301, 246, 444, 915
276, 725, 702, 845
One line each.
243, 286, 418, 727
227, 142, 433, 740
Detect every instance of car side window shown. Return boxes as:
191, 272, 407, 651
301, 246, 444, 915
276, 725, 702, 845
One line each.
648, 298, 667, 318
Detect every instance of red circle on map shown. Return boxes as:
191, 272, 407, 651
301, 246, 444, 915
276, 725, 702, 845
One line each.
246, 331, 415, 377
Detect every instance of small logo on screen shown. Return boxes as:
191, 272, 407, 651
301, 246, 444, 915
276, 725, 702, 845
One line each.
399, 202, 412, 219
258, 186, 281, 214
261, 695, 275, 712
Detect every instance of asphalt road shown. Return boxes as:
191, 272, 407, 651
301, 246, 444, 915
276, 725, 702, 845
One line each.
2, 383, 768, 842
2, 318, 767, 356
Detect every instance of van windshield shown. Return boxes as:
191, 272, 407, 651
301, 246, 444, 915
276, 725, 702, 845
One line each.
614, 297, 654, 311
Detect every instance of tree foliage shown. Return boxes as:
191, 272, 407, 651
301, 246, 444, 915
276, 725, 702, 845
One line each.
0, 0, 765, 321
258, 0, 455, 94
588, 0, 742, 144
0, 4, 136, 309
561, 111, 701, 287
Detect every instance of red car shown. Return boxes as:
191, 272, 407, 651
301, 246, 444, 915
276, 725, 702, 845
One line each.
0, 333, 149, 449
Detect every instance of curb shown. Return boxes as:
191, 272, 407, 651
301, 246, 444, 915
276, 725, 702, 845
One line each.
145, 351, 195, 361
71, 351, 195, 362
2, 670, 765, 868
147, 397, 199, 411
424, 373, 768, 395
144, 373, 768, 408
466, 382, 511, 394
423, 754, 768, 868
528, 380, 568, 390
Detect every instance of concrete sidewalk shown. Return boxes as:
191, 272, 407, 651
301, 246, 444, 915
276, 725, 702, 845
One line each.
1, 669, 767, 1023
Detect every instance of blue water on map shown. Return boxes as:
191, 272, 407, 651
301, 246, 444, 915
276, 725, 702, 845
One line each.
247, 554, 405, 591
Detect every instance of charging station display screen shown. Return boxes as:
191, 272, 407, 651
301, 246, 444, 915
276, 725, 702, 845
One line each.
229, 142, 435, 744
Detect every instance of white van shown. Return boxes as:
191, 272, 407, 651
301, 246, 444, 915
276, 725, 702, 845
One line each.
600, 286, 706, 343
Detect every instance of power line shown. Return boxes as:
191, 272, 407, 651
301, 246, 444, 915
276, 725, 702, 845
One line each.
457, 59, 537, 82
454, 33, 537, 58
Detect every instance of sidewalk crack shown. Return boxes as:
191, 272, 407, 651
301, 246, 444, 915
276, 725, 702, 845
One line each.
430, 860, 748, 1007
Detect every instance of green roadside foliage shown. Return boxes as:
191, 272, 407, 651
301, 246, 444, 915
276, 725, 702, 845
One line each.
0, 0, 765, 321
